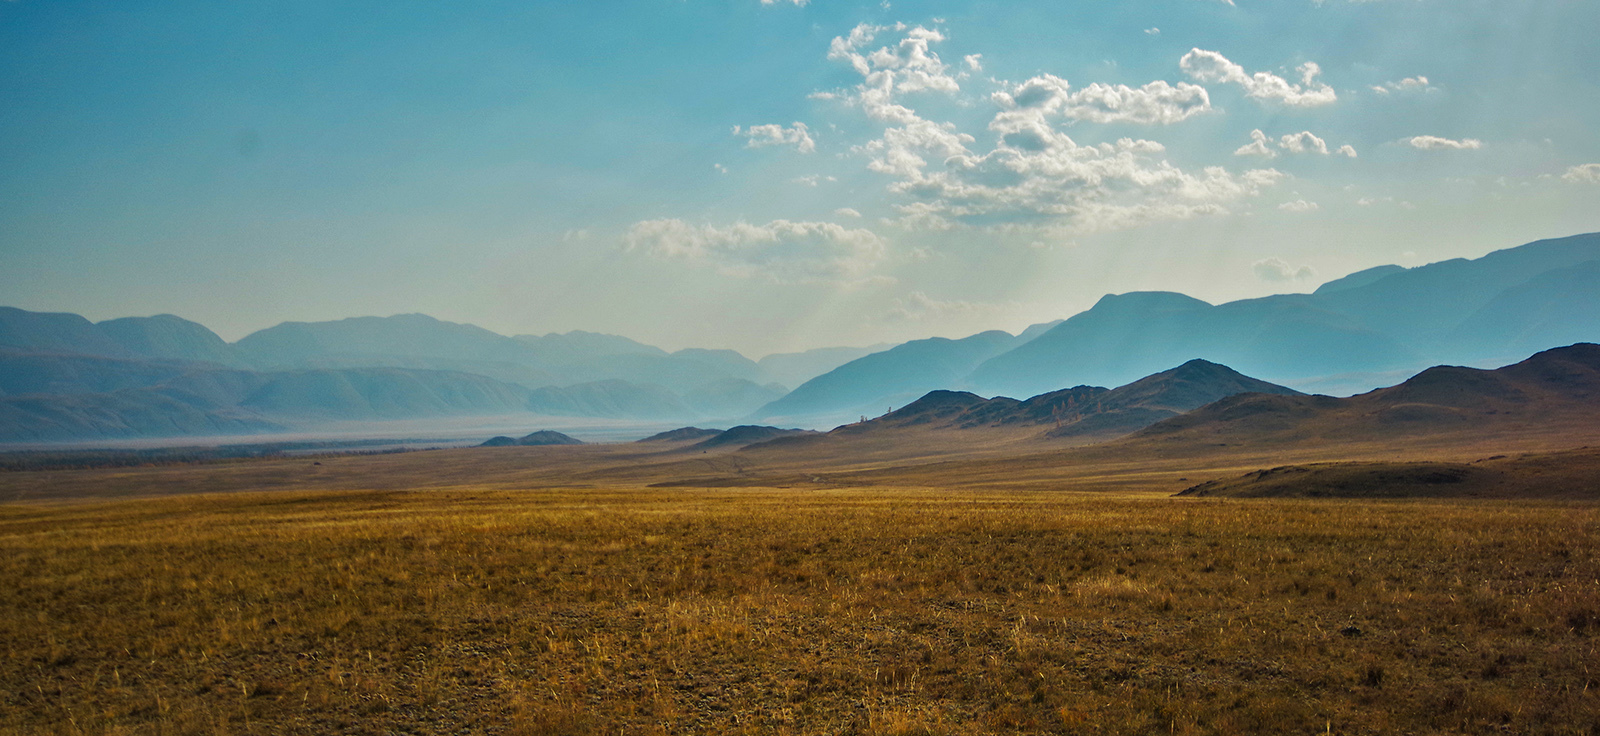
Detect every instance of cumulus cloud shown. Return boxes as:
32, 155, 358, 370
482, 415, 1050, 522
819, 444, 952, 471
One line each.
1278, 131, 1329, 155
1234, 129, 1356, 158
1371, 75, 1434, 95
819, 27, 1285, 234
821, 23, 963, 125
760, 0, 809, 5
992, 74, 1212, 126
1234, 129, 1277, 158
624, 219, 887, 283
1253, 257, 1316, 282
1180, 49, 1337, 107
834, 207, 863, 218
1403, 135, 1483, 150
1561, 164, 1600, 184
1145, 28, 1160, 36
733, 122, 816, 153
1277, 199, 1319, 212
963, 54, 983, 72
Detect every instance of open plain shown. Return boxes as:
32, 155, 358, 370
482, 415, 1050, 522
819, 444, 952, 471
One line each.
5, 411, 1600, 735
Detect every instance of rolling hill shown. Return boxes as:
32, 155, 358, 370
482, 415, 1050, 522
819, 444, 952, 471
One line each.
835, 358, 1302, 442
1132, 343, 1600, 447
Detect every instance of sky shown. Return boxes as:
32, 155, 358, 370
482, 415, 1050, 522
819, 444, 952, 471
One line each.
2, 0, 1598, 357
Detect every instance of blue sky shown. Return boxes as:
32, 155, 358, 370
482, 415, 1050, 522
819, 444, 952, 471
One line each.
2, 0, 1598, 355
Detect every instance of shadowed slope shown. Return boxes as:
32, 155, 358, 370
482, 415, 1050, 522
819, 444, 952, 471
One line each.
832, 359, 1301, 442
1136, 343, 1600, 446
1177, 447, 1600, 499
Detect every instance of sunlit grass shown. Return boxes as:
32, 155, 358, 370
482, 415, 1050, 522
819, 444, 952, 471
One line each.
4, 488, 1599, 734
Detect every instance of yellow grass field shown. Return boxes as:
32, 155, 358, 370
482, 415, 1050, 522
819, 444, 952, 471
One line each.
6, 478, 1600, 734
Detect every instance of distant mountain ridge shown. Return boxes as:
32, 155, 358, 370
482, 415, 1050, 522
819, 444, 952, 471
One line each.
0, 310, 867, 434
837, 359, 1302, 442
964, 232, 1599, 399
4, 231, 1598, 443
1129, 343, 1600, 446
749, 329, 1027, 426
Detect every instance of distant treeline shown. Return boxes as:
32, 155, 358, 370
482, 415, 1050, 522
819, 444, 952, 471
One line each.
0, 439, 451, 472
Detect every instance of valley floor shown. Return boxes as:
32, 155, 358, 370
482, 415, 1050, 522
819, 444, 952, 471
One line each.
5, 484, 1600, 735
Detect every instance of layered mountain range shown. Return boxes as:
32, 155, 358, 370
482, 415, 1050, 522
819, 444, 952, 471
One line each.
1, 231, 1596, 444
750, 231, 1600, 426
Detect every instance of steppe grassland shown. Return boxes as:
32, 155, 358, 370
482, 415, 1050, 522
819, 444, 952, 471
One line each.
4, 486, 1600, 735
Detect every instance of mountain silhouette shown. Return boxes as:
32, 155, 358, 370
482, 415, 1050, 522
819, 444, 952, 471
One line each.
840, 359, 1300, 441
1133, 343, 1600, 446
965, 232, 1600, 397
750, 330, 1021, 425
479, 430, 585, 447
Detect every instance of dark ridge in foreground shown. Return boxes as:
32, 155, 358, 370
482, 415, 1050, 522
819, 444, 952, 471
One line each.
1135, 343, 1600, 445
479, 430, 585, 447
836, 358, 1302, 441
691, 425, 817, 449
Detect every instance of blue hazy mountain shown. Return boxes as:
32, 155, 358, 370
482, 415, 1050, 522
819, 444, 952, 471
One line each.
0, 307, 140, 358
749, 330, 1022, 425
234, 314, 786, 405
0, 351, 197, 397
512, 330, 666, 363
1446, 259, 1600, 363
95, 314, 245, 366
966, 232, 1600, 398
0, 365, 534, 443
757, 345, 891, 389
235, 313, 541, 370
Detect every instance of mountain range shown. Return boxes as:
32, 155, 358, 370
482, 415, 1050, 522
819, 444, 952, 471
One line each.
1, 232, 1596, 444
744, 231, 1600, 425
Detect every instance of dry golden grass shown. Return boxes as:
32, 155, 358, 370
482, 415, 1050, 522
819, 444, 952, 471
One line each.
5, 485, 1600, 734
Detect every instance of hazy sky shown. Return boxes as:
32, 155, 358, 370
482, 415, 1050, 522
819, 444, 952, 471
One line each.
3, 0, 1598, 356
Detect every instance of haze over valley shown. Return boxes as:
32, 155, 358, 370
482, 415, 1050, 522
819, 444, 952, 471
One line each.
6, 3, 1600, 734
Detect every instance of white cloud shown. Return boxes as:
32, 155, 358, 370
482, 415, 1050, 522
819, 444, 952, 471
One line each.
963, 54, 983, 72
624, 219, 887, 283
733, 122, 816, 153
1403, 135, 1483, 150
1253, 257, 1316, 282
793, 174, 837, 186
714, 163, 728, 174
1279, 130, 1330, 155
992, 74, 1212, 126
823, 23, 963, 125
1234, 129, 1277, 158
1180, 49, 1337, 107
1277, 199, 1320, 212
1561, 164, 1600, 184
1371, 76, 1433, 95
834, 207, 863, 218
760, 0, 809, 5
1234, 129, 1356, 158
1144, 27, 1161, 36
